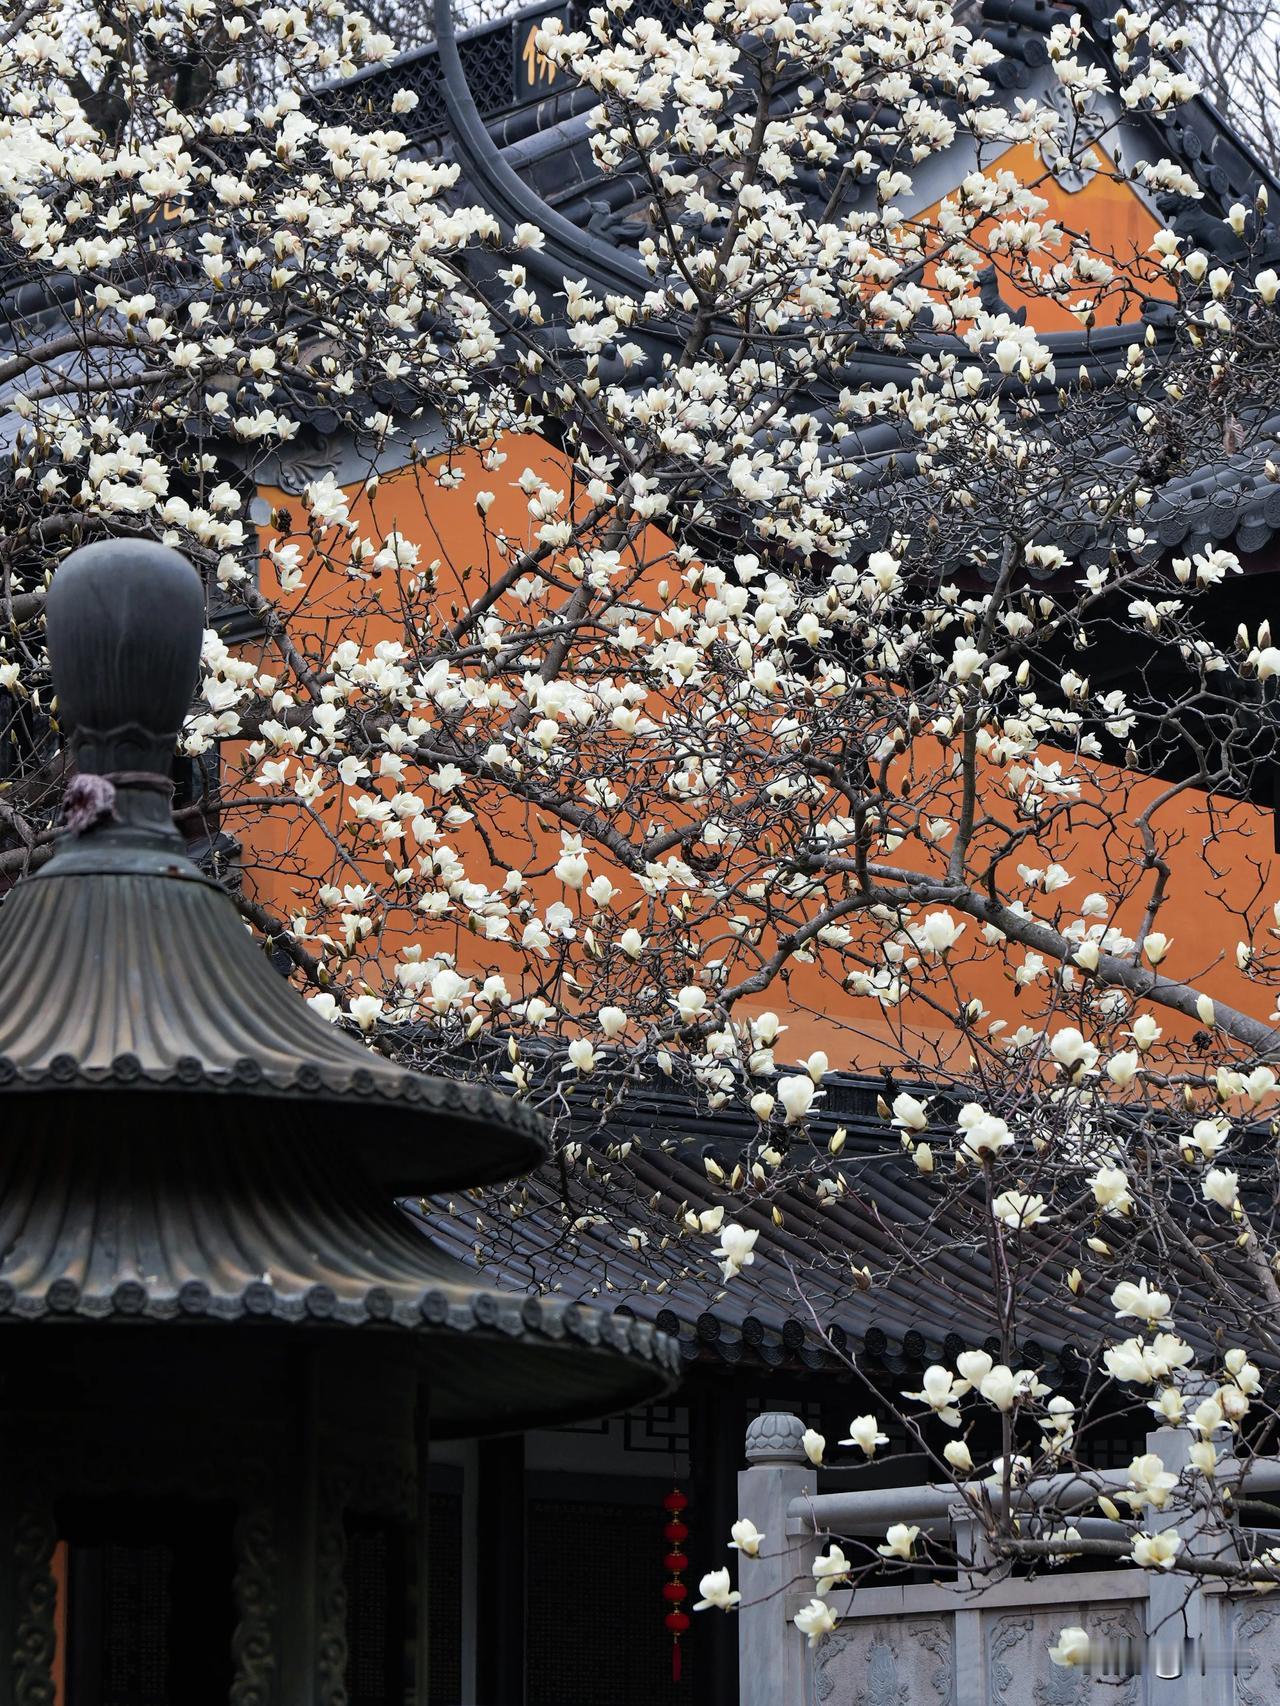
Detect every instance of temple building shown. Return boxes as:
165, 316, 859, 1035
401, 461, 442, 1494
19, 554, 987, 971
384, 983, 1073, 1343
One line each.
207, 3, 1280, 1699
4, 0, 1280, 1699
196, 7, 1280, 1691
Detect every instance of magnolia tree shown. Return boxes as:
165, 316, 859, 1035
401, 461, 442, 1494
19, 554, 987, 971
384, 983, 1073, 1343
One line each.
5, 0, 1280, 1664
1157, 0, 1280, 175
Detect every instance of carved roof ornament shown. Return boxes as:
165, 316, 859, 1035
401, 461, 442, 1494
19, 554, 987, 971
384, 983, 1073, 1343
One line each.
1042, 82, 1107, 194
272, 429, 343, 495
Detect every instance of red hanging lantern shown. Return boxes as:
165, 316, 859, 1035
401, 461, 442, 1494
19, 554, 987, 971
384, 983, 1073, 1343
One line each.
663, 1488, 690, 1683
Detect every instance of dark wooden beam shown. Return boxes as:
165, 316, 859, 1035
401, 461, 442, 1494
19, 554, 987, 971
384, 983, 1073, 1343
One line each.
476, 1434, 527, 1705
689, 1378, 742, 1706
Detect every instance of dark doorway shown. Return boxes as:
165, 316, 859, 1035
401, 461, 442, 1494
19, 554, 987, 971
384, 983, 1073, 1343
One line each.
60, 1498, 235, 1706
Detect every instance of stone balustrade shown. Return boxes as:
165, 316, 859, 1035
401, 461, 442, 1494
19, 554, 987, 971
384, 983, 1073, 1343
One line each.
736, 1411, 1280, 1705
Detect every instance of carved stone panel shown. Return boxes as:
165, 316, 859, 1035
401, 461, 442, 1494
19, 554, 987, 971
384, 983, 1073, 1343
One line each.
12, 1475, 57, 1706
1225, 1595, 1280, 1705
988, 1606, 1142, 1706
230, 1493, 279, 1706
811, 1616, 954, 1705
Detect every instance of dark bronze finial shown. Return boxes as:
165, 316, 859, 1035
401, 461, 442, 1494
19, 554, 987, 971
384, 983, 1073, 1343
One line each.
45, 540, 205, 852
47, 539, 205, 779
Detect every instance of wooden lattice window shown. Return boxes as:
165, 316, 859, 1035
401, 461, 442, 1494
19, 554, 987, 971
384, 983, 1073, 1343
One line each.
527, 1494, 694, 1706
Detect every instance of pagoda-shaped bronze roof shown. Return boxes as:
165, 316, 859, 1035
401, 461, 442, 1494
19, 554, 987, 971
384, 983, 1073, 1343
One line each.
0, 539, 677, 1435
0, 540, 542, 1195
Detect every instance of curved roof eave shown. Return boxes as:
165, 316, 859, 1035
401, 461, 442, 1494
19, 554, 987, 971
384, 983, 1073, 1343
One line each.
430, 0, 657, 307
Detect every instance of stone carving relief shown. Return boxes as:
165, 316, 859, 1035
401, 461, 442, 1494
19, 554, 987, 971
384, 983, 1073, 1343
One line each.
813, 1616, 954, 1704
230, 1490, 279, 1706
1226, 1596, 1280, 1706
12, 1477, 57, 1706
317, 1467, 351, 1706
990, 1606, 1141, 1706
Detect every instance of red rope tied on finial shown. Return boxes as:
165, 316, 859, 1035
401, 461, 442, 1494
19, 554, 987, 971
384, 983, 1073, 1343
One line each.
62, 773, 117, 835
663, 1488, 690, 1683
62, 770, 175, 836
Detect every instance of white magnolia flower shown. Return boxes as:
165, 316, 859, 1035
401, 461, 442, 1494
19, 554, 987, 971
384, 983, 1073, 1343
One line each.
713, 1223, 758, 1281
793, 1598, 838, 1646
1091, 1166, 1133, 1214
1049, 1027, 1098, 1075
598, 1005, 628, 1039
907, 911, 965, 955
943, 1440, 973, 1474
877, 1523, 919, 1561
1132, 1532, 1181, 1570
1245, 1066, 1278, 1104
1189, 1440, 1217, 1477
978, 1366, 1018, 1411
1225, 1349, 1262, 1391
1111, 1279, 1173, 1324
567, 1038, 597, 1074
1188, 1118, 1230, 1161
1124, 1452, 1179, 1510
812, 1543, 851, 1594
1105, 1050, 1140, 1088
693, 1568, 740, 1611
957, 1103, 1013, 1160
1048, 1627, 1092, 1668
778, 1075, 816, 1124
1104, 1339, 1156, 1385
892, 1092, 929, 1131
1148, 1388, 1185, 1424
347, 994, 383, 1032
904, 1366, 965, 1427
992, 1191, 1050, 1230
554, 851, 589, 888
1220, 1383, 1251, 1423
729, 1518, 764, 1557
955, 1350, 993, 1385
1130, 1014, 1162, 1051
1189, 1396, 1226, 1435
839, 1415, 890, 1458
1201, 1168, 1239, 1210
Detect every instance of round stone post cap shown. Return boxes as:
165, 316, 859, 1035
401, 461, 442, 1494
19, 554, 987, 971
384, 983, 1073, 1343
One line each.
745, 1411, 809, 1466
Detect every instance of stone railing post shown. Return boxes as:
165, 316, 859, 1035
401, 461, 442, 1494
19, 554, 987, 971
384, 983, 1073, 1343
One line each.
737, 1413, 817, 1706
950, 1504, 996, 1706
1145, 1417, 1215, 1705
